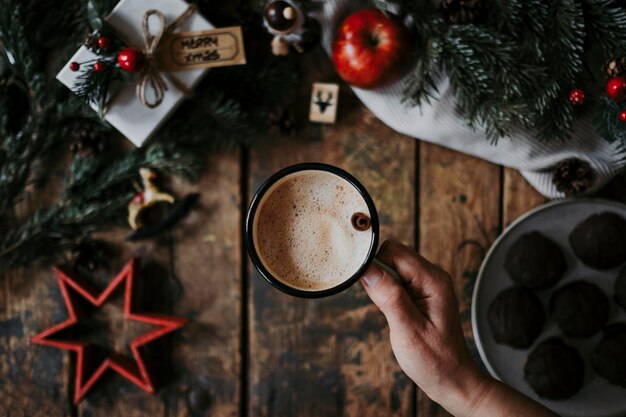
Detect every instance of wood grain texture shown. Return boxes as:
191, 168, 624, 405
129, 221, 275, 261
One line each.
76, 237, 172, 417
502, 169, 547, 226
247, 49, 417, 417
77, 154, 242, 416
1, 267, 71, 417
417, 143, 502, 417
0, 164, 71, 417
167, 152, 241, 417
78, 156, 242, 416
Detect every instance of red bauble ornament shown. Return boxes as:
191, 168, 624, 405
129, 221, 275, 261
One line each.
97, 36, 110, 50
31, 260, 186, 403
117, 48, 144, 73
619, 110, 626, 122
332, 8, 411, 89
69, 61, 80, 72
568, 88, 585, 105
606, 76, 626, 101
93, 61, 106, 73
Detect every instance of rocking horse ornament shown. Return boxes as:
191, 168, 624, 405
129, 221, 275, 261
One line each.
126, 168, 199, 241
128, 168, 175, 230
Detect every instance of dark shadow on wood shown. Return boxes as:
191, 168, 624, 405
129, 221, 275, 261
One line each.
240, 145, 250, 417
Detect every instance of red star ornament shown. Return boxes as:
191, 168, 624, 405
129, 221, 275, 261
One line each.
30, 259, 186, 403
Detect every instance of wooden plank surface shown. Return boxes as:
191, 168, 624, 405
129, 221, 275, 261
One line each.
77, 152, 242, 417
75, 237, 172, 417
502, 169, 547, 226
0, 165, 71, 417
1, 268, 71, 417
166, 152, 241, 417
1, 44, 623, 417
247, 51, 417, 417
417, 144, 502, 416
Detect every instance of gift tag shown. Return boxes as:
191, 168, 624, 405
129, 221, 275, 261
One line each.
309, 83, 339, 124
161, 26, 247, 70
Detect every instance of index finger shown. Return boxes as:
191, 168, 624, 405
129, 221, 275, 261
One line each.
376, 240, 447, 295
376, 240, 457, 325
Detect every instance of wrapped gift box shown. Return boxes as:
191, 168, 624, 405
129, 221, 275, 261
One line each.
57, 0, 213, 147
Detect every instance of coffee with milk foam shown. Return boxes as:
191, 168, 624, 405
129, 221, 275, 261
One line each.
254, 170, 374, 291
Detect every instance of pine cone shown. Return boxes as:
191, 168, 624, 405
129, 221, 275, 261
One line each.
70, 129, 105, 157
552, 158, 594, 196
441, 0, 485, 23
603, 57, 626, 79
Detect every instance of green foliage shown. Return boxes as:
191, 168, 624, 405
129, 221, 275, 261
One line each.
0, 0, 297, 275
74, 59, 129, 116
379, 0, 626, 147
583, 0, 626, 59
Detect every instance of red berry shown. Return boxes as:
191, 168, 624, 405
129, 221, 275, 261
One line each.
97, 36, 110, 50
93, 61, 106, 72
619, 110, 626, 122
132, 193, 145, 203
117, 48, 144, 73
606, 76, 626, 102
568, 88, 585, 105
69, 62, 80, 72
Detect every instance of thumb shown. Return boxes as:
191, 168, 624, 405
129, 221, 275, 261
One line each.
361, 263, 426, 332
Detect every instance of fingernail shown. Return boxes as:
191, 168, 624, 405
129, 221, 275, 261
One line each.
362, 267, 383, 288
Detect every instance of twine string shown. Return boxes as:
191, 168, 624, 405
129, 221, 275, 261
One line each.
137, 4, 197, 108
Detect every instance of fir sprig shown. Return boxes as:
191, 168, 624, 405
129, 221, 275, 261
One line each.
0, 0, 298, 276
73, 57, 129, 116
377, 0, 626, 147
582, 0, 626, 59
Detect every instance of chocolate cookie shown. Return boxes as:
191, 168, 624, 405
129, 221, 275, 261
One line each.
592, 323, 626, 388
550, 281, 609, 338
569, 212, 626, 270
488, 287, 545, 348
524, 338, 584, 399
615, 266, 626, 310
504, 232, 566, 289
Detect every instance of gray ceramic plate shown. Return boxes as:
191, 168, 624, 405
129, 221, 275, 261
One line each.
472, 199, 626, 417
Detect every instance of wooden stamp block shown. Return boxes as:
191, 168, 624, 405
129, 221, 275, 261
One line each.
309, 83, 339, 124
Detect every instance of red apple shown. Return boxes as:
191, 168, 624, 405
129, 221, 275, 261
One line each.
332, 8, 411, 89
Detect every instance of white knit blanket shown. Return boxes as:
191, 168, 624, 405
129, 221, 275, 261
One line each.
314, 0, 624, 198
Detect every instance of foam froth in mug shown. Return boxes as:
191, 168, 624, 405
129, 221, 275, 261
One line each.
254, 170, 373, 291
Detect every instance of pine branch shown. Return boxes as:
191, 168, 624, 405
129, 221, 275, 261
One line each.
1, 142, 205, 273
392, 0, 603, 142
0, 0, 68, 219
0, 0, 299, 277
594, 95, 626, 146
545, 0, 585, 87
0, 195, 130, 272
582, 0, 626, 59
442, 25, 521, 138
0, 0, 46, 111
403, 36, 443, 106
23, 0, 86, 50
487, 0, 525, 32
73, 57, 127, 115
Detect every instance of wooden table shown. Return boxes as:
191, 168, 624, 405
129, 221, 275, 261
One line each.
1, 50, 624, 417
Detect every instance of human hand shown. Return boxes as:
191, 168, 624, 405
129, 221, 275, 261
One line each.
361, 240, 488, 415
361, 240, 557, 417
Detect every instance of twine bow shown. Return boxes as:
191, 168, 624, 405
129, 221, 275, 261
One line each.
137, 4, 197, 108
